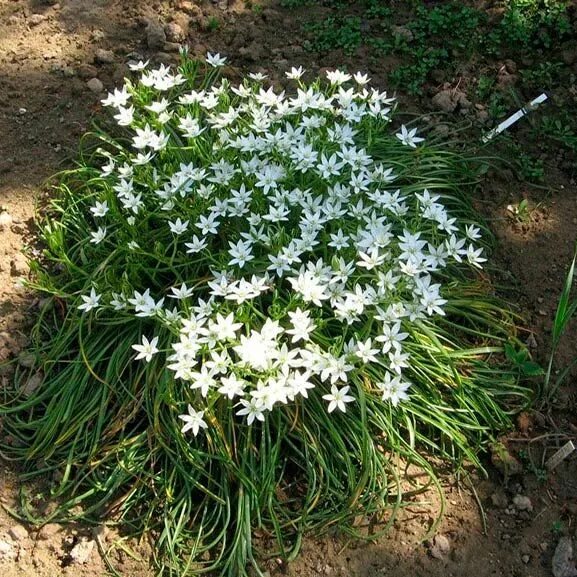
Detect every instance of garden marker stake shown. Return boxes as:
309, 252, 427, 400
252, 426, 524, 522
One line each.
482, 93, 548, 143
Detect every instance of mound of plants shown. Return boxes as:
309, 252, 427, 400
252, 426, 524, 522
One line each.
1, 53, 531, 575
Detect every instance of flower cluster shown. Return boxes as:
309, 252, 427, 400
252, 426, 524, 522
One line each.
78, 54, 487, 435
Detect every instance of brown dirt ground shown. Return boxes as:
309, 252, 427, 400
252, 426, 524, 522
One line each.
0, 0, 576, 576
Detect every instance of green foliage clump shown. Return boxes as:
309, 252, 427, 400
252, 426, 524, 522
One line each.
0, 56, 532, 576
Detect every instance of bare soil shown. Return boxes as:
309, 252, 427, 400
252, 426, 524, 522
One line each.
0, 0, 576, 576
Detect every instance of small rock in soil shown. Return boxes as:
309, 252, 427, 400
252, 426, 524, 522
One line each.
429, 534, 450, 559
490, 442, 523, 477
165, 22, 185, 42
431, 90, 459, 113
163, 41, 182, 53
497, 69, 518, 89
521, 554, 530, 564
77, 63, 98, 79
0, 211, 12, 230
504, 59, 518, 73
562, 48, 577, 66
477, 109, 489, 124
8, 524, 29, 542
552, 537, 577, 577
526, 333, 538, 348
37, 523, 63, 541
458, 93, 472, 110
517, 412, 533, 434
94, 48, 115, 64
391, 25, 413, 41
155, 52, 179, 65
28, 13, 47, 26
69, 538, 95, 564
10, 254, 29, 276
430, 69, 446, 83
146, 20, 166, 50
0, 540, 16, 561
86, 77, 104, 93
18, 351, 36, 368
21, 371, 43, 397
490, 488, 509, 508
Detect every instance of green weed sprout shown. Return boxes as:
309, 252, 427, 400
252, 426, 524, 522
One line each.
542, 245, 577, 405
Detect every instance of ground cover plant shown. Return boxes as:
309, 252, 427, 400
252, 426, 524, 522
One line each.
298, 0, 577, 176
0, 53, 532, 575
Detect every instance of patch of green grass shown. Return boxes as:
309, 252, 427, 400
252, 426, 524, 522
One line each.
304, 16, 362, 55
521, 61, 566, 90
484, 0, 572, 57
516, 151, 545, 183
207, 15, 220, 31
539, 114, 577, 154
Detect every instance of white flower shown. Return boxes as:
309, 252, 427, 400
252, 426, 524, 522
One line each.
234, 331, 277, 371
78, 288, 101, 312
228, 239, 254, 268
169, 218, 189, 235
218, 373, 247, 399
288, 370, 315, 399
466, 244, 487, 268
90, 200, 109, 217
128, 288, 163, 317
132, 335, 160, 362
354, 338, 379, 364
353, 71, 370, 85
322, 385, 355, 413
465, 225, 482, 241
388, 349, 410, 374
89, 226, 107, 245
178, 405, 208, 436
445, 235, 467, 262
288, 271, 329, 307
208, 312, 242, 341
206, 52, 227, 67
286, 308, 316, 342
188, 366, 217, 397
236, 397, 266, 425
145, 98, 170, 114
286, 66, 305, 80
128, 59, 149, 71
169, 283, 194, 300
110, 292, 127, 310
114, 106, 134, 126
326, 70, 351, 85
356, 248, 386, 270
328, 229, 350, 251
196, 213, 220, 236
185, 235, 208, 254
317, 153, 345, 180
178, 114, 205, 139
248, 72, 267, 82
395, 125, 425, 148
132, 152, 154, 166
375, 322, 409, 354
378, 373, 410, 406
101, 87, 131, 108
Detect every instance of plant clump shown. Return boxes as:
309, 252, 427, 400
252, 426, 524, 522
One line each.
1, 53, 531, 576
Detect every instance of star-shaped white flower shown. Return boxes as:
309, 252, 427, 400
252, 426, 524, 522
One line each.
206, 52, 227, 67
132, 335, 160, 362
322, 385, 355, 413
179, 405, 208, 436
78, 288, 101, 312
395, 124, 425, 148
